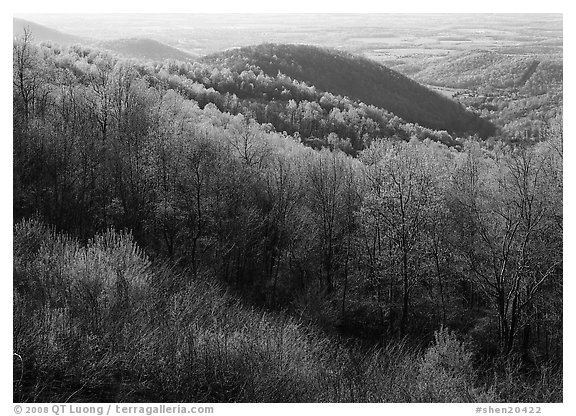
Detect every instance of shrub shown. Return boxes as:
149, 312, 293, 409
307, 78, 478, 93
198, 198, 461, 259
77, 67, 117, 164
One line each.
13, 219, 334, 402
13, 220, 150, 401
415, 327, 496, 402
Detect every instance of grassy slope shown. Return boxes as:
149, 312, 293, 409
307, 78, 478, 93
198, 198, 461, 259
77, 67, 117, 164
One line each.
205, 44, 495, 137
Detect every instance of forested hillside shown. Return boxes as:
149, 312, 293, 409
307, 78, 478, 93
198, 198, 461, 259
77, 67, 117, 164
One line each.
204, 44, 495, 137
13, 32, 563, 403
389, 50, 563, 142
395, 51, 562, 91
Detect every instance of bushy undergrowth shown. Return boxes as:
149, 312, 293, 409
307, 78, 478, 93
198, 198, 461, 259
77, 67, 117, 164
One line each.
13, 219, 561, 402
483, 355, 562, 403
415, 327, 496, 402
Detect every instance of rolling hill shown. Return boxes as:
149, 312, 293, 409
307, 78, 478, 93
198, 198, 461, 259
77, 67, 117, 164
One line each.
205, 43, 496, 137
13, 17, 86, 45
97, 38, 195, 62
14, 18, 195, 62
393, 50, 563, 92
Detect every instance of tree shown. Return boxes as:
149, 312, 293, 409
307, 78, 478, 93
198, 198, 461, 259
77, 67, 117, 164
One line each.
450, 141, 562, 355
359, 140, 439, 336
13, 28, 45, 122
262, 152, 305, 304
306, 149, 352, 294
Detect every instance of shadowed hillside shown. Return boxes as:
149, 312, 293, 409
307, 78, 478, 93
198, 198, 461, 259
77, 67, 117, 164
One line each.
205, 43, 496, 137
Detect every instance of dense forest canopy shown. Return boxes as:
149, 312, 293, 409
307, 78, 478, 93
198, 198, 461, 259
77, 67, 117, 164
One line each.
13, 23, 563, 403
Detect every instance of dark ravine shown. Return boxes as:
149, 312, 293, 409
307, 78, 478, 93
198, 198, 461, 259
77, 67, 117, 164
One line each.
517, 60, 540, 87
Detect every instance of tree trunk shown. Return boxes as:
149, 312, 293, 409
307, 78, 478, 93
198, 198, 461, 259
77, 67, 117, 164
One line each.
341, 233, 350, 319
433, 246, 446, 326
400, 248, 409, 337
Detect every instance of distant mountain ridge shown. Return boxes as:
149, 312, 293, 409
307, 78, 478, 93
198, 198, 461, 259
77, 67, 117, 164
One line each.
97, 38, 194, 62
14, 18, 195, 62
13, 17, 86, 45
205, 43, 496, 137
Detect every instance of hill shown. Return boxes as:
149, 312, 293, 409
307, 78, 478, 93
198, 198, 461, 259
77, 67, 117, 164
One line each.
98, 38, 195, 62
13, 17, 86, 45
392, 50, 563, 92
205, 43, 495, 137
388, 50, 562, 140
14, 18, 195, 62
